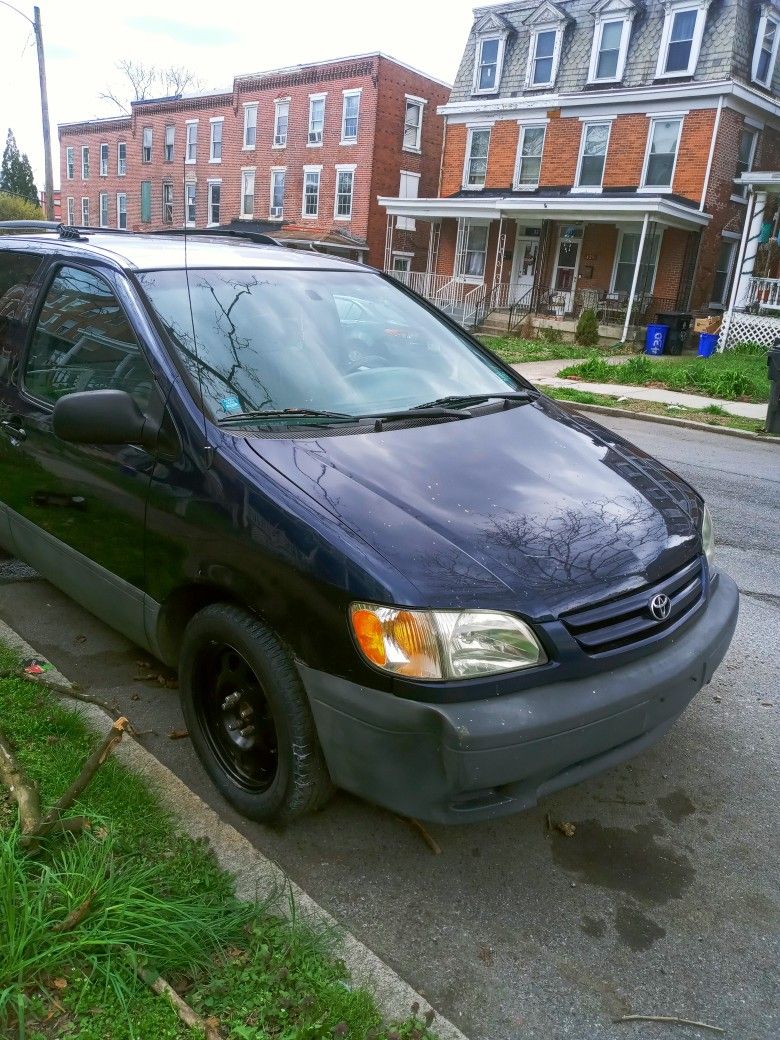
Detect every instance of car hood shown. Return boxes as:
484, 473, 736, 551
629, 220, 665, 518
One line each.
244, 398, 702, 619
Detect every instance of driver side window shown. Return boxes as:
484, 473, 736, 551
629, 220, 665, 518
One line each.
25, 265, 155, 410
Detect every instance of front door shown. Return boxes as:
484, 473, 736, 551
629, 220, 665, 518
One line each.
551, 225, 583, 313
510, 228, 540, 305
3, 262, 168, 647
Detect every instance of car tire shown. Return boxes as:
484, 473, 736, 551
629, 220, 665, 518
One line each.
179, 603, 334, 824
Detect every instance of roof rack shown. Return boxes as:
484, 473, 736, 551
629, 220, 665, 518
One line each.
0, 220, 134, 242
152, 227, 283, 247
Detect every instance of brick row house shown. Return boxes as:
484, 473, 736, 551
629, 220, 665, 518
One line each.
57, 54, 449, 268
379, 0, 780, 339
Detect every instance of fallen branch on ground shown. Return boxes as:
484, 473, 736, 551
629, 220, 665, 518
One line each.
0, 726, 41, 837
137, 966, 221, 1039
53, 889, 96, 933
614, 1014, 725, 1033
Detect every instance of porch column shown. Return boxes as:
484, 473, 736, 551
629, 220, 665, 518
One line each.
492, 216, 506, 294
734, 190, 767, 309
720, 189, 760, 349
621, 213, 649, 343
383, 214, 395, 272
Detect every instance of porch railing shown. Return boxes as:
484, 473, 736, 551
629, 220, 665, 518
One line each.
744, 277, 780, 312
508, 287, 681, 332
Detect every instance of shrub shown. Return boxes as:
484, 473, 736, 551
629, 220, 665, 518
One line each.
575, 308, 600, 346
0, 191, 43, 223
540, 326, 563, 343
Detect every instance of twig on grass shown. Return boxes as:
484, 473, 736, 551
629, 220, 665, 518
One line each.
137, 966, 221, 1039
614, 1014, 725, 1033
53, 889, 96, 933
0, 725, 41, 837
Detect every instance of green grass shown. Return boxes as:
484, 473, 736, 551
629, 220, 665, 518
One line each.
558, 344, 770, 402
545, 386, 774, 436
477, 335, 633, 365
0, 660, 437, 1040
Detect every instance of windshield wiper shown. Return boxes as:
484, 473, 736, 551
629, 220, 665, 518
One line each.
217, 407, 357, 426
358, 406, 472, 431
413, 391, 536, 410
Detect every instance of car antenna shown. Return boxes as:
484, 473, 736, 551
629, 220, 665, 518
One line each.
180, 160, 211, 457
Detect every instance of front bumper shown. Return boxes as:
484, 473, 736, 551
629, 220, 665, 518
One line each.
298, 572, 739, 823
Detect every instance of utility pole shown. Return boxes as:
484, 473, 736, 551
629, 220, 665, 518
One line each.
0, 2, 54, 219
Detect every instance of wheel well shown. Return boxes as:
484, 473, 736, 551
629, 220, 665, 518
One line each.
156, 584, 242, 666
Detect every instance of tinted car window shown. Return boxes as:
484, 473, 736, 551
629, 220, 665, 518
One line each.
0, 250, 42, 377
137, 268, 518, 420
24, 265, 155, 409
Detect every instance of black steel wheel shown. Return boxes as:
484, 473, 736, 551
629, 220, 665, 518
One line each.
179, 604, 334, 823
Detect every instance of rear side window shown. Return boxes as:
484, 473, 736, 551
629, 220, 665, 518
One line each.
0, 250, 43, 377
24, 265, 156, 409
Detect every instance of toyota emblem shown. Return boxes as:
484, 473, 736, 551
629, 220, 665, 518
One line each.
649, 593, 672, 621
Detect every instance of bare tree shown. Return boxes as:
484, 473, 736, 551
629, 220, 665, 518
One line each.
100, 59, 201, 113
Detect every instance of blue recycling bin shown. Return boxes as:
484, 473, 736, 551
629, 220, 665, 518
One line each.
697, 332, 718, 357
645, 323, 669, 355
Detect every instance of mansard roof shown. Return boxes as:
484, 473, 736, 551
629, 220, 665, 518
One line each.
523, 1, 573, 27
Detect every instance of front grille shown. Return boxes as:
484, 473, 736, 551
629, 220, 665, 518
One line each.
561, 556, 705, 655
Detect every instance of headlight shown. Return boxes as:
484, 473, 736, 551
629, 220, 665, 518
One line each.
701, 503, 715, 568
349, 603, 546, 680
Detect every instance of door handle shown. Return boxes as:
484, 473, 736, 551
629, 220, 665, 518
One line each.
0, 420, 26, 443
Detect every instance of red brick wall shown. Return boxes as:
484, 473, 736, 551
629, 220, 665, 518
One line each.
577, 224, 618, 291
602, 115, 649, 188
672, 110, 716, 203
440, 124, 467, 197
654, 228, 689, 302
486, 120, 519, 190
539, 115, 580, 188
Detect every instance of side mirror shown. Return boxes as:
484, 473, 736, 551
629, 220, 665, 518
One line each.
53, 389, 160, 450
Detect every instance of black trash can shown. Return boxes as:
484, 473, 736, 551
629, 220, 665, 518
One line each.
656, 312, 693, 355
767, 339, 780, 435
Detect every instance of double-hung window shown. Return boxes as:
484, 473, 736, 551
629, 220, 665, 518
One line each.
142, 127, 152, 163
117, 142, 126, 176
162, 183, 174, 224
274, 99, 289, 147
711, 239, 738, 307
341, 89, 360, 143
734, 127, 759, 197
116, 193, 127, 230
528, 28, 560, 87
209, 119, 223, 162
66, 197, 74, 225
270, 169, 285, 218
99, 143, 109, 176
185, 183, 196, 226
514, 124, 545, 188
613, 231, 661, 294
99, 192, 109, 227
164, 125, 174, 162
576, 122, 611, 189
81, 146, 89, 179
207, 181, 221, 226
752, 14, 779, 86
474, 36, 505, 92
588, 17, 632, 82
140, 181, 151, 223
308, 94, 325, 145
656, 2, 710, 78
81, 197, 89, 225
464, 127, 490, 188
457, 222, 489, 280
396, 170, 420, 231
302, 167, 321, 217
241, 169, 255, 218
185, 121, 197, 163
243, 103, 257, 148
642, 118, 682, 189
66, 147, 74, 180
334, 166, 355, 219
403, 97, 424, 151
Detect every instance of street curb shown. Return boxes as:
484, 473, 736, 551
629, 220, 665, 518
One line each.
0, 618, 469, 1040
549, 399, 778, 442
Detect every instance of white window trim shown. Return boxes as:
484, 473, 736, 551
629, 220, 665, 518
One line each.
462, 125, 491, 190
513, 121, 548, 191
240, 167, 256, 220
307, 92, 327, 147
99, 143, 109, 177
403, 94, 427, 153
209, 117, 224, 163
164, 124, 175, 162
709, 236, 738, 309
587, 14, 635, 84
752, 12, 780, 86
273, 97, 290, 148
525, 25, 564, 89
243, 102, 258, 150
638, 115, 683, 192
732, 126, 759, 202
610, 227, 661, 294
456, 219, 491, 284
206, 178, 222, 228
98, 191, 109, 227
116, 193, 127, 230
472, 33, 508, 94
269, 166, 286, 219
301, 163, 322, 219
66, 196, 74, 225
81, 146, 89, 179
66, 147, 74, 180
185, 120, 198, 165
185, 183, 197, 227
340, 88, 361, 144
334, 163, 356, 221
141, 127, 152, 163
655, 0, 711, 80
81, 197, 89, 225
572, 119, 613, 192
397, 170, 421, 230
117, 142, 126, 176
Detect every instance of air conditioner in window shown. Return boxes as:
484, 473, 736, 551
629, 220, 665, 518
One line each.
308, 131, 322, 144
270, 206, 283, 218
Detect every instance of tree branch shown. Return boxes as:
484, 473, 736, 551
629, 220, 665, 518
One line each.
0, 725, 41, 835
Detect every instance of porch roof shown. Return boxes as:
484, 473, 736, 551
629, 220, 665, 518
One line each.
735, 171, 780, 193
377, 188, 710, 230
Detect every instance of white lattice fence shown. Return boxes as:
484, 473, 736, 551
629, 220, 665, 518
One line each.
720, 313, 780, 349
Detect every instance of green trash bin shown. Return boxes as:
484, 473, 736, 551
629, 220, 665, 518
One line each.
656, 312, 693, 354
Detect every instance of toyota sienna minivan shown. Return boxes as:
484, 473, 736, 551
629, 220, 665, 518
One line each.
0, 226, 739, 823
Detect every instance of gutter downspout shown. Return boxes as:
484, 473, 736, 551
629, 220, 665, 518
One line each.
699, 95, 723, 212
621, 213, 649, 343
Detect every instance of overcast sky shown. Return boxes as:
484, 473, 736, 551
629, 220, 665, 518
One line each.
0, 0, 483, 190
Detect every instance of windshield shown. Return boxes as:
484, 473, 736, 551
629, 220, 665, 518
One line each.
136, 268, 520, 422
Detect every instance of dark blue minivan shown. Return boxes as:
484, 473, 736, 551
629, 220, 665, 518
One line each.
0, 228, 739, 823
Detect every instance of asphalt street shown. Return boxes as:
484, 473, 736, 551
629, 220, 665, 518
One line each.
1, 415, 778, 1040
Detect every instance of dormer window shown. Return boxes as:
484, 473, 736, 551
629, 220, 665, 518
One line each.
656, 0, 711, 79
529, 29, 559, 85
587, 1, 637, 83
524, 2, 571, 89
752, 13, 779, 86
471, 12, 512, 94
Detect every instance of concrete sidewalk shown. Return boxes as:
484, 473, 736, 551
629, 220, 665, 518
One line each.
514, 358, 767, 420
